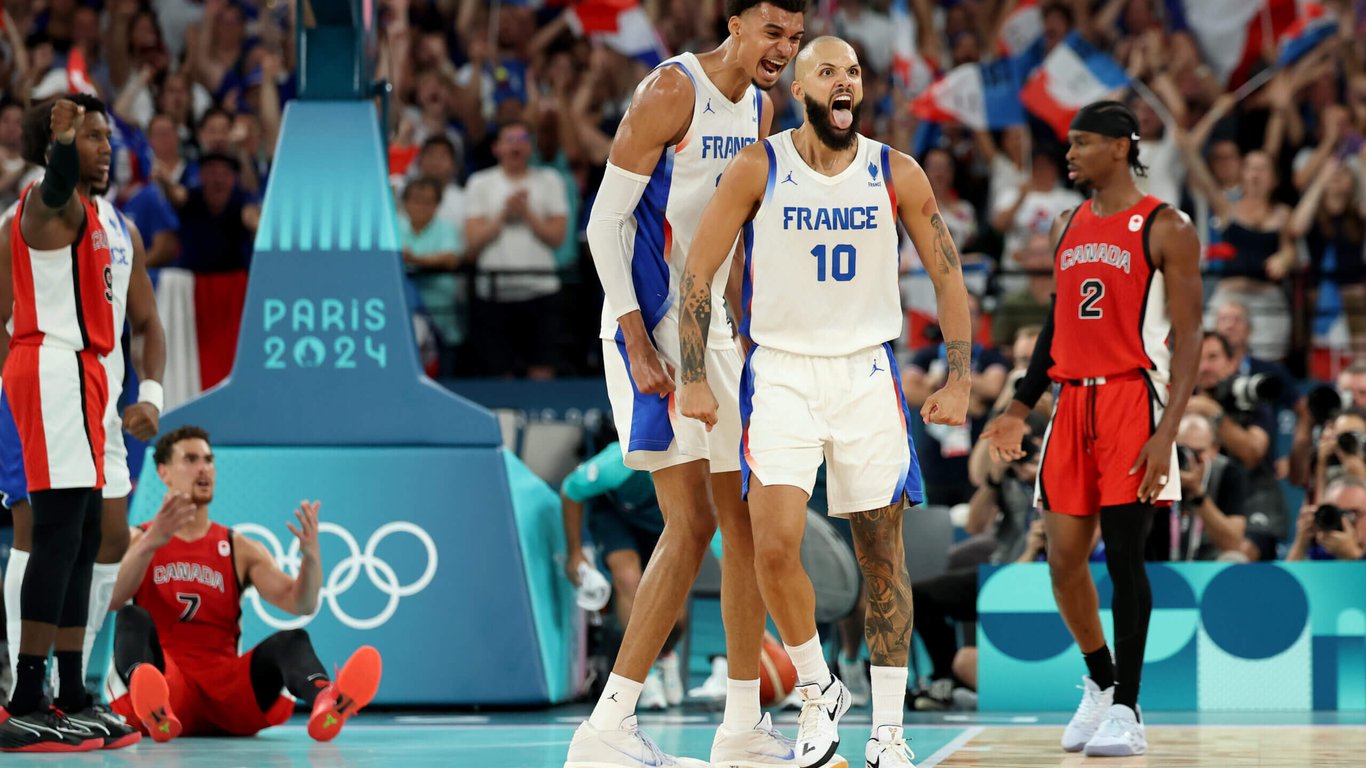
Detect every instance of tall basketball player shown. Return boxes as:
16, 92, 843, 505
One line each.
679, 37, 972, 768
0, 107, 167, 750
571, 2, 806, 766
0, 96, 117, 752
982, 101, 1202, 757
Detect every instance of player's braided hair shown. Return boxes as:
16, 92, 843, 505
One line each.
726, 0, 808, 18
154, 425, 212, 466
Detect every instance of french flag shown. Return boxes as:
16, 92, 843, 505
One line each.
910, 58, 1024, 131
997, 0, 1043, 60
890, 0, 934, 96
1019, 32, 1129, 140
1277, 3, 1337, 68
566, 0, 669, 68
1166, 0, 1298, 88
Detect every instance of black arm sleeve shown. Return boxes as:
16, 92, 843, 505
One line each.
1012, 294, 1056, 409
39, 139, 80, 209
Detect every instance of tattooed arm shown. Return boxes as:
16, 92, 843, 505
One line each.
889, 149, 972, 426
677, 143, 769, 428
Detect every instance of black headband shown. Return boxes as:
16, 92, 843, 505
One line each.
1069, 109, 1140, 141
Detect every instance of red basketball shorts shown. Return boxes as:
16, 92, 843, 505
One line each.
2, 346, 107, 492
1035, 371, 1179, 516
110, 649, 293, 737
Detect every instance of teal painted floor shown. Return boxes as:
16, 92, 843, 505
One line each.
5, 707, 1366, 767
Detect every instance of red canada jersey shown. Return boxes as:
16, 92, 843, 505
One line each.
9, 184, 115, 354
133, 522, 242, 660
1049, 195, 1171, 382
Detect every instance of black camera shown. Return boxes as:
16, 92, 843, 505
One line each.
1338, 431, 1366, 456
1315, 503, 1351, 532
1306, 384, 1348, 425
1210, 373, 1284, 413
1176, 445, 1198, 472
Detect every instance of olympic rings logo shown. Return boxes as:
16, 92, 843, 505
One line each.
235, 521, 438, 631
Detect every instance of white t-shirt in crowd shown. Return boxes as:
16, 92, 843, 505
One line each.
1138, 133, 1186, 207
465, 165, 567, 302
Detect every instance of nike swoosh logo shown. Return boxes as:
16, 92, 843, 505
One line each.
868, 759, 880, 768
749, 748, 796, 760
606, 742, 660, 767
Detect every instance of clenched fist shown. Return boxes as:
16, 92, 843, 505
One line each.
50, 99, 85, 145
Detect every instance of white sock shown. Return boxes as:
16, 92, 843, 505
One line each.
3, 549, 26, 701
589, 673, 643, 730
785, 634, 831, 688
871, 665, 909, 730
722, 678, 761, 731
83, 563, 121, 676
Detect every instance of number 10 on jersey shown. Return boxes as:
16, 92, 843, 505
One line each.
811, 244, 857, 282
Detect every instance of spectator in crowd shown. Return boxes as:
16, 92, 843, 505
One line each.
1186, 332, 1285, 560
1282, 154, 1366, 358
990, 233, 1053, 350
1152, 413, 1252, 562
398, 176, 465, 375
1308, 408, 1366, 502
903, 294, 1009, 506
0, 101, 31, 208
990, 149, 1082, 293
173, 152, 257, 273
410, 135, 467, 233
1287, 477, 1366, 561
464, 119, 567, 379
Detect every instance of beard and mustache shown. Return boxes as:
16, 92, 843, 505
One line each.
803, 93, 862, 151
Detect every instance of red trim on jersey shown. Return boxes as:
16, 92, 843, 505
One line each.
4, 348, 49, 489
9, 187, 44, 348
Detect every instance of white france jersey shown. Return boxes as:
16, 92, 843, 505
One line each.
742, 131, 902, 356
93, 196, 134, 402
598, 52, 762, 348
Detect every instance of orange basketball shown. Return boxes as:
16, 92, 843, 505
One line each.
758, 635, 798, 706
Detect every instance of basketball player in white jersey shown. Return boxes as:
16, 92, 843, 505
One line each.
679, 38, 972, 768
0, 99, 166, 748
570, 2, 807, 766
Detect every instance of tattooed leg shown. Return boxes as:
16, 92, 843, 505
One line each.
849, 502, 914, 667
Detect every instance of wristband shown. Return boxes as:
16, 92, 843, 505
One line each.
138, 380, 164, 412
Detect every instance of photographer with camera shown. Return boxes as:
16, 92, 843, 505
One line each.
1152, 414, 1252, 562
1185, 332, 1286, 559
1291, 361, 1366, 492
1310, 409, 1366, 500
1287, 477, 1366, 561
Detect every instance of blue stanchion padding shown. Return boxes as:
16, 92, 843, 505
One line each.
159, 101, 497, 447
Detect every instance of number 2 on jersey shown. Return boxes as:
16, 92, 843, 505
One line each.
1079, 278, 1105, 319
811, 244, 857, 282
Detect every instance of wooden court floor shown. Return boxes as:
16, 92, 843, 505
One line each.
930, 724, 1366, 767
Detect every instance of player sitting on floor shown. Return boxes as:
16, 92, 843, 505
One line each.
105, 425, 382, 742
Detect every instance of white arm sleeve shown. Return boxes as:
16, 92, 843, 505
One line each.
586, 162, 651, 321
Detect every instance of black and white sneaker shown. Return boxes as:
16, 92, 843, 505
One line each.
0, 706, 102, 752
66, 701, 142, 749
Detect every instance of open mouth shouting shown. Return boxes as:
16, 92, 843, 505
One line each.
759, 58, 784, 77
831, 92, 854, 130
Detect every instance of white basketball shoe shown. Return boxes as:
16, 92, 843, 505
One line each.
564, 716, 710, 768
1061, 676, 1114, 752
1083, 704, 1147, 757
658, 653, 685, 707
795, 675, 852, 767
837, 656, 870, 708
711, 712, 797, 767
864, 725, 916, 767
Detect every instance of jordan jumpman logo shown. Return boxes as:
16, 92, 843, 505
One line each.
704, 99, 715, 114
870, 359, 885, 377
782, 171, 796, 185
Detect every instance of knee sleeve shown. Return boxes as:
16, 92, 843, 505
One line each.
58, 490, 102, 628
21, 489, 90, 625
114, 604, 162, 683
250, 629, 328, 711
